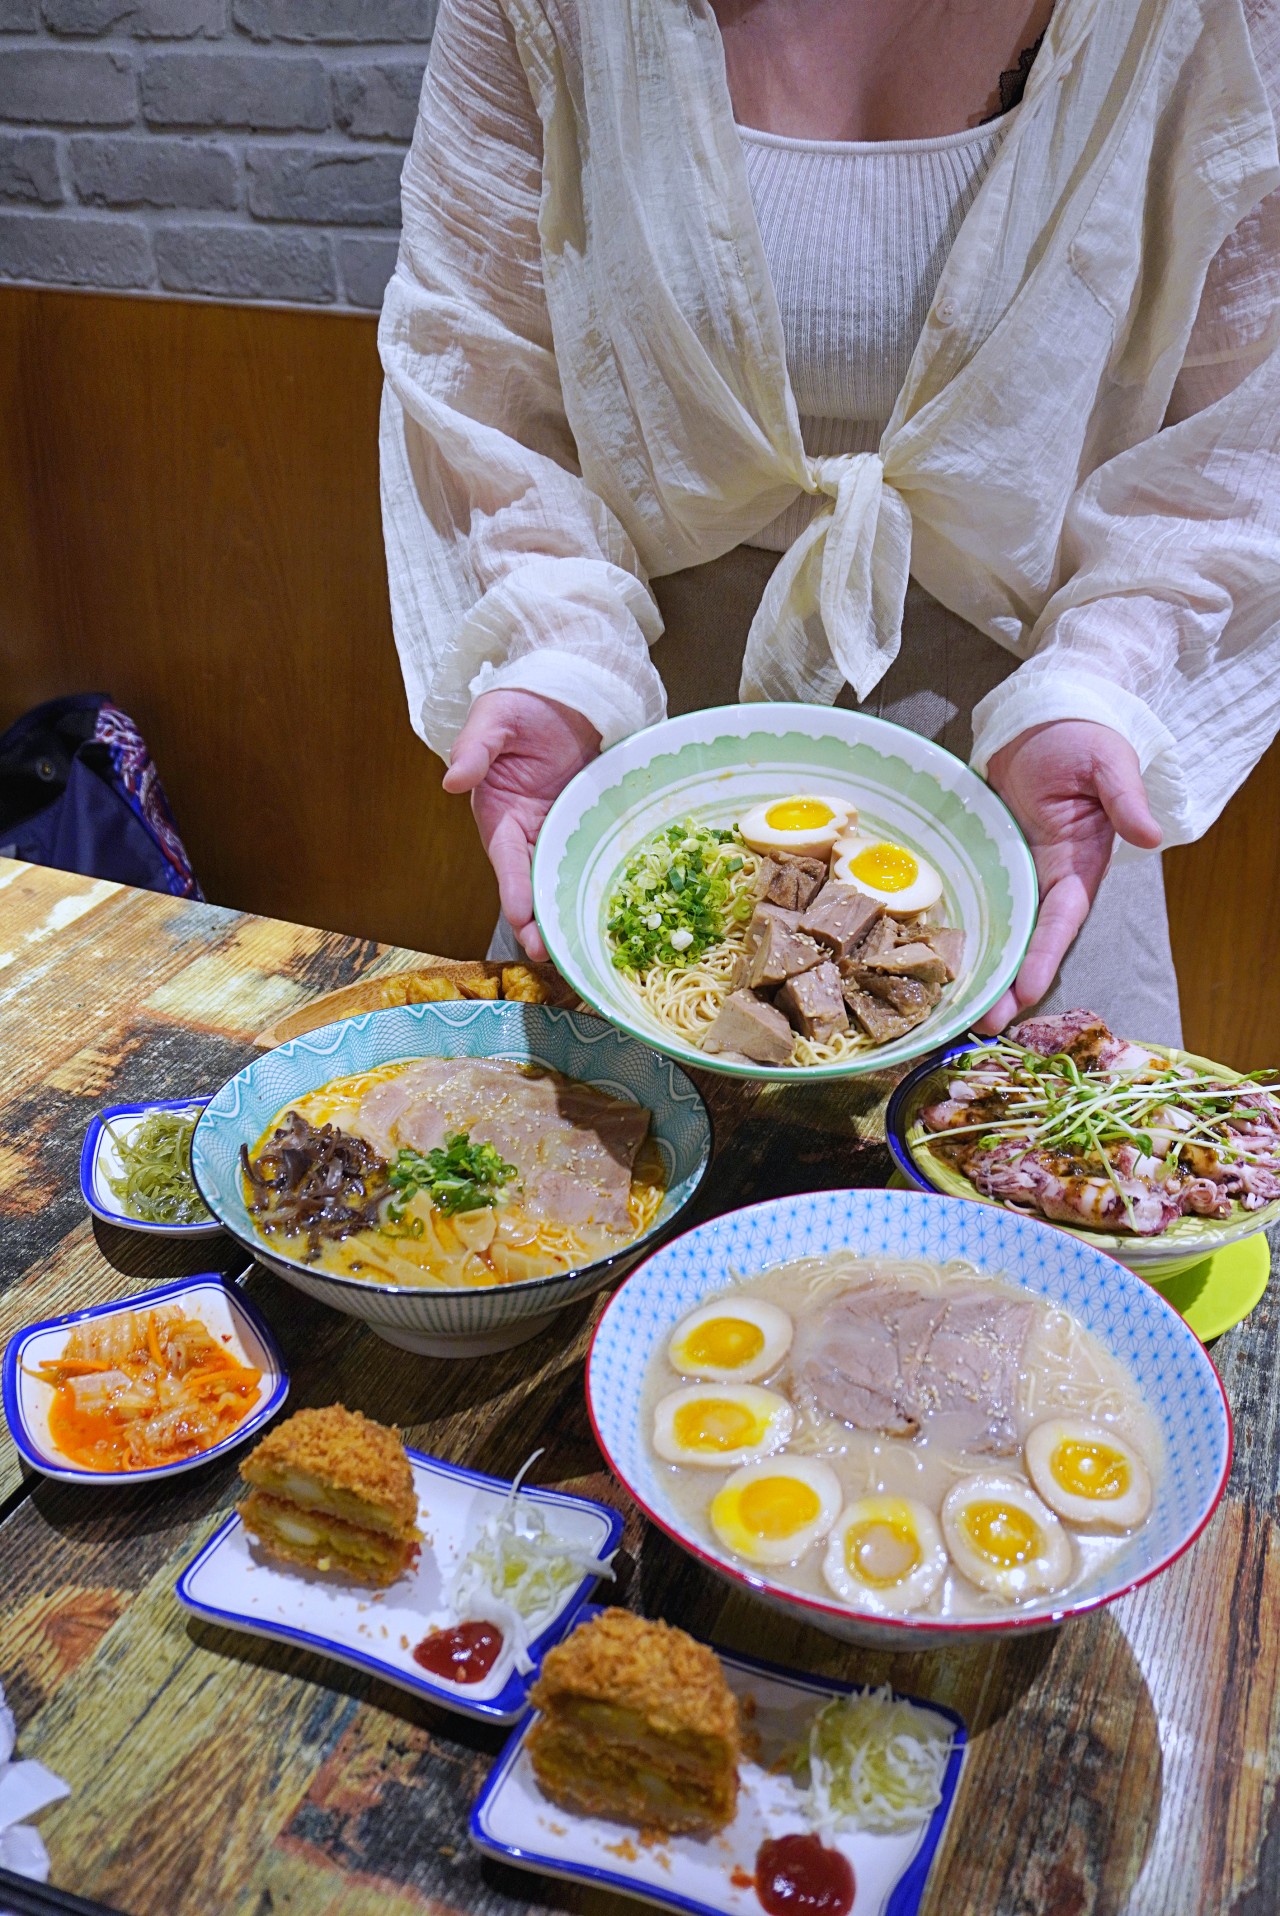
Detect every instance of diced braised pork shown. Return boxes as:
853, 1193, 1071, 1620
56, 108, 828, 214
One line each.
842, 987, 916, 1044
793, 1282, 1035, 1453
849, 971, 938, 1024
701, 990, 795, 1065
864, 941, 948, 987
775, 960, 849, 1043
848, 915, 897, 967
757, 854, 829, 912
919, 926, 966, 981
798, 883, 883, 960
744, 910, 824, 989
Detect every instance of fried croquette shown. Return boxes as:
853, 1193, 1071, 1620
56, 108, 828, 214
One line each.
527, 1608, 741, 1834
238, 1404, 420, 1586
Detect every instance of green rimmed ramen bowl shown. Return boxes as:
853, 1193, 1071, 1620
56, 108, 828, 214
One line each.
190, 1002, 712, 1359
531, 704, 1037, 1081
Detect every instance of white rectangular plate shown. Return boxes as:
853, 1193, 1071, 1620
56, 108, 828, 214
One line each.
471, 1619, 966, 1916
177, 1453, 622, 1722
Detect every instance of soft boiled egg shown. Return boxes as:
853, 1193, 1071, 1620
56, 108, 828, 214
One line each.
941, 1474, 1073, 1600
822, 1495, 948, 1615
667, 1297, 793, 1383
830, 832, 943, 916
738, 795, 855, 861
1025, 1419, 1153, 1531
652, 1383, 794, 1468
709, 1456, 842, 1566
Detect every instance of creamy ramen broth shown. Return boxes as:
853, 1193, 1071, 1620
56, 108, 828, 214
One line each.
643, 1255, 1162, 1620
245, 1056, 664, 1289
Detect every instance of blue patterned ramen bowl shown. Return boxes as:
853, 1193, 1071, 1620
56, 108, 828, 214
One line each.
587, 1188, 1231, 1648
192, 1002, 712, 1359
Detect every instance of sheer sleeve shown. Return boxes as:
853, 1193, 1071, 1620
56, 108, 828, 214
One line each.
378, 0, 666, 759
969, 2, 1280, 848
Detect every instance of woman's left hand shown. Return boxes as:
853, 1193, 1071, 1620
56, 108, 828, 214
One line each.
975, 719, 1162, 1034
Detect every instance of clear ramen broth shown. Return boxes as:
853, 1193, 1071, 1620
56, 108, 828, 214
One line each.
643, 1254, 1163, 1620
243, 1055, 664, 1290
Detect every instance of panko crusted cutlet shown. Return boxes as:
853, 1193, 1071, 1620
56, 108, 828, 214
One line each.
527, 1608, 741, 1834
238, 1404, 421, 1587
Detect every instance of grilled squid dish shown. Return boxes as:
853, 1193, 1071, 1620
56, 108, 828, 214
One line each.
917, 1010, 1280, 1237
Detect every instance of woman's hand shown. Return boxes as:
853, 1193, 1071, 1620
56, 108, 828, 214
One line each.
975, 719, 1162, 1034
443, 689, 602, 961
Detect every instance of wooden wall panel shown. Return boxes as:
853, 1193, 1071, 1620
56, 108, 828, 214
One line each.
0, 285, 1276, 1063
0, 286, 498, 959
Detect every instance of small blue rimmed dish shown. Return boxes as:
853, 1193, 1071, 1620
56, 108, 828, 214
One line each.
81, 1097, 221, 1238
470, 1605, 967, 1916
176, 1453, 623, 1724
3, 1274, 288, 1485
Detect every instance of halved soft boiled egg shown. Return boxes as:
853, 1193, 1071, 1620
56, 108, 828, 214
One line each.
738, 795, 855, 861
710, 1456, 842, 1566
667, 1297, 793, 1383
822, 1495, 948, 1615
652, 1384, 794, 1468
830, 831, 943, 916
941, 1474, 1073, 1599
1025, 1419, 1153, 1531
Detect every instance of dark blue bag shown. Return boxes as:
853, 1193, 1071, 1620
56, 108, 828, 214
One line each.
0, 694, 201, 899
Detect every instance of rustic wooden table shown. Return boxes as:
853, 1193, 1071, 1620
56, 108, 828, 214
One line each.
0, 856, 1276, 1916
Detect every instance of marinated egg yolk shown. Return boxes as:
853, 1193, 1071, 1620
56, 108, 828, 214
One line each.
1050, 1437, 1130, 1502
847, 842, 919, 894
672, 1397, 765, 1453
843, 1513, 922, 1588
736, 1475, 821, 1542
680, 1317, 765, 1372
958, 1499, 1042, 1568
764, 798, 836, 833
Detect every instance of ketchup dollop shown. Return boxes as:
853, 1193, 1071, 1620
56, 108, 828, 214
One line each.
412, 1620, 504, 1684
754, 1833, 855, 1916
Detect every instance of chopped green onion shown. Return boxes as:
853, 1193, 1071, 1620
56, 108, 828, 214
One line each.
606, 817, 757, 973
386, 1134, 519, 1218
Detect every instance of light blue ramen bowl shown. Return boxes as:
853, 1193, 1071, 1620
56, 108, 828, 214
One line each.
587, 1188, 1231, 1649
191, 1002, 712, 1359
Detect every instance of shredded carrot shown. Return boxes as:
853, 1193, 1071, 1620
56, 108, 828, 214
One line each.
33, 1357, 114, 1380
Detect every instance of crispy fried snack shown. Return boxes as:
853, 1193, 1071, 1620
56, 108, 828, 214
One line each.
527, 1608, 741, 1834
238, 1404, 421, 1587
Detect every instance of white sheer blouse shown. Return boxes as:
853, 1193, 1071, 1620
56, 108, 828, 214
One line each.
378, 0, 1280, 847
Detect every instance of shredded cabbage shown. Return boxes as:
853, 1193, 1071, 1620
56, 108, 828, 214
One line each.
796, 1687, 953, 1835
448, 1453, 616, 1673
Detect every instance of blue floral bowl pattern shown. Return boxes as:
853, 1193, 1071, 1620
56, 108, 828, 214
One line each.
191, 1002, 712, 1357
587, 1187, 1231, 1648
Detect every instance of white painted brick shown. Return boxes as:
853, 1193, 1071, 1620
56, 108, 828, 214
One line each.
0, 48, 137, 124
331, 58, 425, 142
246, 146, 401, 225
71, 133, 236, 208
233, 0, 434, 44
42, 0, 226, 35
142, 50, 329, 130
337, 232, 395, 308
155, 220, 335, 300
0, 207, 152, 284
0, 132, 63, 203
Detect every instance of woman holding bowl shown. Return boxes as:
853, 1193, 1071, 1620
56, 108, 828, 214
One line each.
378, 0, 1280, 1041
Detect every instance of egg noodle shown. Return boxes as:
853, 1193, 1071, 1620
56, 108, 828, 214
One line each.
247, 1060, 665, 1291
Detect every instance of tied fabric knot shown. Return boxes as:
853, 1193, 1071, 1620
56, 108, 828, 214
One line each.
740, 450, 913, 707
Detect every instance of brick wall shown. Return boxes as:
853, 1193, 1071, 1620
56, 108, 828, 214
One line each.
0, 0, 434, 311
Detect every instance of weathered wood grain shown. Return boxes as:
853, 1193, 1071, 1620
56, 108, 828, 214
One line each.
1, 861, 1277, 1916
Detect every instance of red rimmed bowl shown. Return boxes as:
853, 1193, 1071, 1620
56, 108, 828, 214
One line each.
586, 1188, 1231, 1649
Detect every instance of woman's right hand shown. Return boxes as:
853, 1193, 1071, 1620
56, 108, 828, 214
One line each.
442, 689, 602, 961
